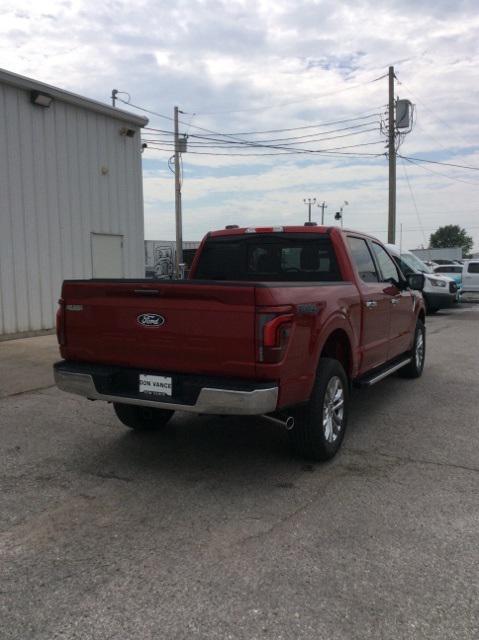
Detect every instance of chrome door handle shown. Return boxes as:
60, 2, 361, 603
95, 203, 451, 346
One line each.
365, 300, 378, 309
391, 298, 400, 305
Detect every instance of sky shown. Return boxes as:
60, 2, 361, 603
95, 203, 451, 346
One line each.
1, 0, 478, 251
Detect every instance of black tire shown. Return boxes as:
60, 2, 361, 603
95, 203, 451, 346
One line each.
289, 358, 349, 462
399, 319, 425, 379
113, 403, 174, 431
425, 300, 438, 314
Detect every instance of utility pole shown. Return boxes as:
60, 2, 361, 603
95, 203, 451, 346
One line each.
388, 66, 396, 244
303, 197, 316, 223
174, 106, 183, 277
319, 201, 327, 225
111, 89, 118, 107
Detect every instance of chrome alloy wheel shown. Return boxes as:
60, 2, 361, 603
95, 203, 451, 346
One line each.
415, 330, 425, 370
322, 376, 345, 443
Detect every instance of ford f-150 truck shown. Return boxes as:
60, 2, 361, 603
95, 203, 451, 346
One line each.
54, 225, 426, 461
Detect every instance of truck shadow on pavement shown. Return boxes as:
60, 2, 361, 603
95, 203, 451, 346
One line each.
78, 376, 415, 490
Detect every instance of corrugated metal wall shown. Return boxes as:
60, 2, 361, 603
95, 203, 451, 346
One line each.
0, 82, 145, 335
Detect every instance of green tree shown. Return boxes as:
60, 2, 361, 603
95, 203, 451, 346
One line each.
429, 225, 473, 257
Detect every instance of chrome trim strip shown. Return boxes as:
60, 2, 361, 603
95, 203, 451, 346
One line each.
366, 358, 411, 386
54, 369, 278, 415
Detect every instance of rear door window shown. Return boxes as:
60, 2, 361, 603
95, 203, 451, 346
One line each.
347, 237, 379, 283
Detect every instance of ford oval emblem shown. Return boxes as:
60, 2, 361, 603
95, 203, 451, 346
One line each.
137, 313, 165, 327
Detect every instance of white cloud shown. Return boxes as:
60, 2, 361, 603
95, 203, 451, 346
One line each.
1, 0, 478, 249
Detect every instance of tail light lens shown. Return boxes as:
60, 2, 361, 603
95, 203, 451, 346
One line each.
257, 308, 293, 364
56, 298, 65, 345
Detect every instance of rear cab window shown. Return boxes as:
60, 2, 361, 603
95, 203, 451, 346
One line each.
193, 233, 343, 282
467, 262, 479, 273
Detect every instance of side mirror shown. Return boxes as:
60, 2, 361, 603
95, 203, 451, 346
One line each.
406, 273, 425, 291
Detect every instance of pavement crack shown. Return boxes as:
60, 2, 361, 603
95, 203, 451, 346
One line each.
93, 471, 133, 483
345, 447, 479, 474
233, 474, 340, 548
0, 384, 55, 400
234, 499, 313, 547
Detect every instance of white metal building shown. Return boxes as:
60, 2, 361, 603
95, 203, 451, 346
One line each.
0, 68, 148, 337
410, 247, 462, 262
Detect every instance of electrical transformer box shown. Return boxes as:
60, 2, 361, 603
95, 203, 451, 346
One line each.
396, 99, 411, 129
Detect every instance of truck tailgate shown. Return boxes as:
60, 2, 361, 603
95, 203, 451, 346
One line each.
60, 281, 257, 378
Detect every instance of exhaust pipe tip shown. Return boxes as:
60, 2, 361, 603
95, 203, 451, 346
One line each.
261, 414, 295, 430
285, 416, 295, 430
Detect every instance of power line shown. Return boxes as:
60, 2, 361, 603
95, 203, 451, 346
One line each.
143, 119, 381, 145
142, 128, 382, 151
142, 112, 383, 141
395, 75, 473, 149
399, 156, 479, 187
143, 139, 386, 154
203, 112, 383, 136
400, 158, 427, 245
182, 74, 388, 115
398, 154, 479, 172
143, 144, 385, 158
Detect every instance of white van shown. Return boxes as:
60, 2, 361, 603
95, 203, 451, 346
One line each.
386, 244, 458, 313
462, 260, 479, 292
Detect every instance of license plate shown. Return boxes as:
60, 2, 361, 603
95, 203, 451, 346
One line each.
139, 374, 172, 397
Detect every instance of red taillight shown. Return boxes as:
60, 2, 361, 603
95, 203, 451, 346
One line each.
257, 310, 293, 364
56, 298, 65, 346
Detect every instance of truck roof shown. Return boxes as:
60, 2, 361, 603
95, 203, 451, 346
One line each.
208, 225, 381, 242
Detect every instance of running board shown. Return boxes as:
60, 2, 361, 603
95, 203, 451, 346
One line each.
355, 357, 412, 388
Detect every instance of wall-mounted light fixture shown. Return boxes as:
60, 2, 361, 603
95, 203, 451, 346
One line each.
119, 127, 136, 137
30, 90, 53, 108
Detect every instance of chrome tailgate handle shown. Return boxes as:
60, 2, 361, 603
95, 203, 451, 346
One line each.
365, 300, 378, 309
391, 298, 400, 305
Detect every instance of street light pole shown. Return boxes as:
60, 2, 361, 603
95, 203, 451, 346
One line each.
303, 197, 317, 223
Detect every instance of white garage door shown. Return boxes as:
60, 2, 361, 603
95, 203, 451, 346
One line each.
91, 233, 124, 278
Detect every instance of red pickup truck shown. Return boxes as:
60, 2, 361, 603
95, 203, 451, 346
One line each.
54, 225, 426, 461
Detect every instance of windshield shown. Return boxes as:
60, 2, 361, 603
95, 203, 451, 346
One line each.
400, 252, 433, 274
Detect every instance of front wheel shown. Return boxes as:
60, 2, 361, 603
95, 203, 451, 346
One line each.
113, 403, 174, 430
399, 319, 425, 378
289, 358, 349, 461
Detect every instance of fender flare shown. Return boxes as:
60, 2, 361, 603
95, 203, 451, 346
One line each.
313, 311, 359, 379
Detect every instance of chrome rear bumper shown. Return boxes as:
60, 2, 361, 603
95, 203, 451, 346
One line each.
54, 368, 278, 416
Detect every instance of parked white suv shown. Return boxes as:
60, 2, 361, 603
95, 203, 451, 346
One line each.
462, 260, 479, 292
386, 244, 458, 313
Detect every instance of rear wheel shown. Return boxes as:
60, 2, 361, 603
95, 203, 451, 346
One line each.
113, 403, 174, 430
289, 358, 349, 461
399, 319, 425, 378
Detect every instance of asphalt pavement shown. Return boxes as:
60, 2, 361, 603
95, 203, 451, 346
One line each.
1, 306, 478, 640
